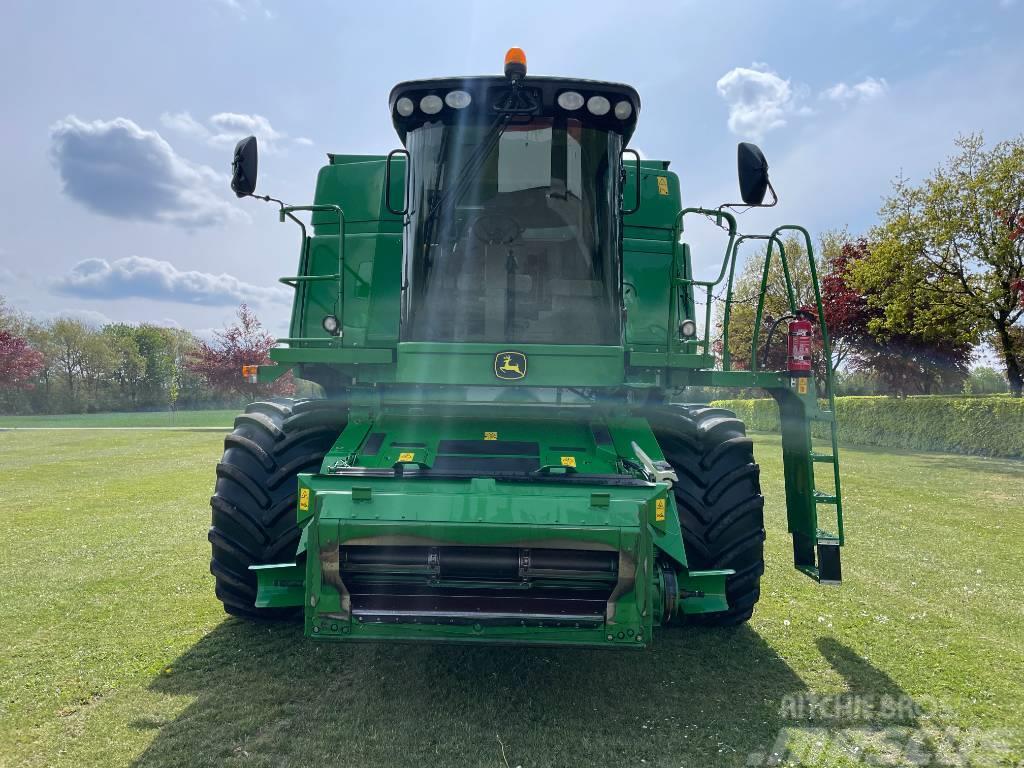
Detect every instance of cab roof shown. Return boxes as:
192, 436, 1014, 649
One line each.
388, 76, 641, 145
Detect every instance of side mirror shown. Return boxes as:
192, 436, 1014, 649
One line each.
231, 136, 258, 198
737, 142, 770, 205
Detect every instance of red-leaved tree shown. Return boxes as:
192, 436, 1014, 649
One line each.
0, 329, 45, 390
834, 241, 973, 395
821, 240, 873, 371
187, 304, 293, 398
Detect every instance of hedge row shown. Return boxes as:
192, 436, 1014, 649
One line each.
709, 396, 1024, 459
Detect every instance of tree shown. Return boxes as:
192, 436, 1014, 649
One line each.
102, 324, 146, 406
0, 296, 22, 334
820, 239, 872, 373
49, 318, 90, 404
0, 330, 44, 389
79, 332, 118, 405
187, 304, 293, 398
863, 134, 1024, 395
838, 240, 973, 396
963, 366, 1008, 395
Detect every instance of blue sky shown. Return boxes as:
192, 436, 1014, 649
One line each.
1, 0, 1022, 337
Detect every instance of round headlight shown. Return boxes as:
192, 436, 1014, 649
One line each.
322, 315, 340, 336
420, 95, 443, 115
395, 97, 414, 117
680, 319, 697, 338
444, 90, 472, 109
614, 100, 633, 120
557, 91, 584, 111
587, 95, 611, 116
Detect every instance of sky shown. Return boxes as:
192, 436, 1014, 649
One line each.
1, 0, 1022, 339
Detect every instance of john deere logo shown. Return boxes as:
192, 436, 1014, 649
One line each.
494, 351, 527, 380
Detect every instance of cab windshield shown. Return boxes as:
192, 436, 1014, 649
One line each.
401, 118, 622, 345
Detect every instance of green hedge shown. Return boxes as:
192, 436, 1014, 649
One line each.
709, 396, 1024, 458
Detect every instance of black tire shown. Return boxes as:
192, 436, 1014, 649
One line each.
209, 398, 347, 619
649, 404, 766, 625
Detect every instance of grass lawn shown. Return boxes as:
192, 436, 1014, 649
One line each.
0, 430, 1021, 767
0, 410, 236, 429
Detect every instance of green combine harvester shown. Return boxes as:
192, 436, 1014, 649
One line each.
212, 49, 844, 648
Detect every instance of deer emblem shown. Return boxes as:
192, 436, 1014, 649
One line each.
494, 351, 527, 380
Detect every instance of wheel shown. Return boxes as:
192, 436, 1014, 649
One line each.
648, 404, 766, 625
209, 398, 347, 619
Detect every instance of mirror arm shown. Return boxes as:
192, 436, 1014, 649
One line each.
719, 179, 778, 214
245, 193, 308, 239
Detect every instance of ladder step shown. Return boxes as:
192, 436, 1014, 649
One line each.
813, 491, 838, 504
810, 453, 835, 463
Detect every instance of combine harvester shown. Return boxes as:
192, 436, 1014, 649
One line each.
211, 49, 844, 648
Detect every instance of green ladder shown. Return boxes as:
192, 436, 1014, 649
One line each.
806, 402, 844, 584
777, 394, 844, 585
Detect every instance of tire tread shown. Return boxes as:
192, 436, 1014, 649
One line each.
651, 403, 765, 626
209, 398, 345, 619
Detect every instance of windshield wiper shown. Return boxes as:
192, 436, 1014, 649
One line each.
420, 84, 535, 250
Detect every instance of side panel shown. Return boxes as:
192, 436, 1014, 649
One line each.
286, 156, 404, 367
622, 162, 684, 353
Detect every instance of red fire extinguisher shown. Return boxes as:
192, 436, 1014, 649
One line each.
787, 310, 815, 377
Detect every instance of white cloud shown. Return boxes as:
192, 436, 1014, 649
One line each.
53, 255, 290, 306
716, 64, 801, 141
821, 77, 889, 105
49, 116, 245, 228
160, 111, 210, 141
208, 112, 284, 150
161, 111, 307, 152
716, 64, 891, 139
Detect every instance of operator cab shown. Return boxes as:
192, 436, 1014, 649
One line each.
389, 54, 640, 347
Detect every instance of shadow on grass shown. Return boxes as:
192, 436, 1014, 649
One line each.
130, 621, 915, 768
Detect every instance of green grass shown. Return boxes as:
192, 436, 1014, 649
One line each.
0, 410, 236, 429
0, 431, 1021, 767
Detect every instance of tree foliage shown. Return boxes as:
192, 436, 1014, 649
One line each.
0, 330, 45, 389
833, 240, 973, 396
860, 134, 1024, 395
187, 304, 293, 398
963, 366, 1008, 395
0, 296, 288, 414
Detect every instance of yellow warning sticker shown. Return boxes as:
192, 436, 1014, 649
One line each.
656, 176, 669, 196
655, 498, 666, 521
484, 431, 498, 441
398, 452, 415, 463
797, 378, 808, 395
298, 487, 310, 511
560, 456, 577, 468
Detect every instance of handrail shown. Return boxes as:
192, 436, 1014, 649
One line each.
675, 216, 829, 382
278, 204, 346, 342
748, 233, 794, 373
670, 207, 738, 288
721, 235, 779, 370
770, 225, 835, 402
669, 208, 738, 358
